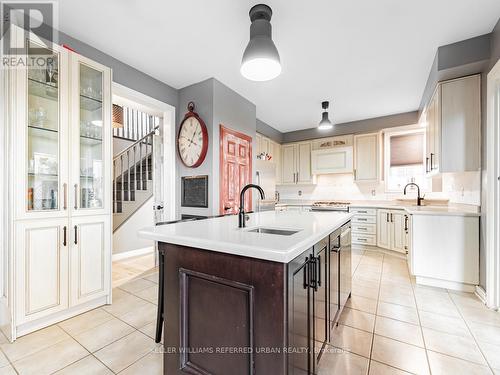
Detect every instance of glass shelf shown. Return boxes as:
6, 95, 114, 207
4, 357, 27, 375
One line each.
80, 135, 103, 146
80, 94, 103, 111
28, 78, 58, 101
28, 172, 58, 178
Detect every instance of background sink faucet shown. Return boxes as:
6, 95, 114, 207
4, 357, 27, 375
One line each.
404, 182, 424, 206
239, 184, 265, 228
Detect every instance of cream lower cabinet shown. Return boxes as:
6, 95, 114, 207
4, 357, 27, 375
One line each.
377, 209, 407, 254
70, 216, 111, 306
15, 219, 70, 325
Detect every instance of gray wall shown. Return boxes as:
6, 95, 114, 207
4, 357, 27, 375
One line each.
419, 34, 491, 112
176, 78, 257, 218
282, 111, 419, 143
36, 26, 180, 110
176, 79, 215, 218
257, 119, 283, 143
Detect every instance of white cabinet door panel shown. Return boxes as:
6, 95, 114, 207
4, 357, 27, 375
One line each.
297, 142, 312, 183
377, 210, 392, 249
281, 144, 296, 184
311, 147, 353, 175
70, 215, 111, 306
354, 134, 378, 181
392, 211, 406, 253
15, 219, 69, 323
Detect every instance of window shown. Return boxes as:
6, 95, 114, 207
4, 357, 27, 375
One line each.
384, 128, 428, 192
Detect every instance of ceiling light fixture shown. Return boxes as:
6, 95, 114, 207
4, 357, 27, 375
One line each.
241, 4, 281, 82
318, 101, 333, 130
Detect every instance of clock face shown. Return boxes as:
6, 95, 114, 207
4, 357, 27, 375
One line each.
178, 115, 208, 168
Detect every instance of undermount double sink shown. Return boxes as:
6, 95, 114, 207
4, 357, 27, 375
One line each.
245, 227, 301, 236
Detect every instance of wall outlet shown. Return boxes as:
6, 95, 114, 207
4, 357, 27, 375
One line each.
371, 189, 376, 197
298, 190, 302, 196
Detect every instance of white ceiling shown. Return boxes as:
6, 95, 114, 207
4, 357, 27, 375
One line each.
59, 0, 500, 132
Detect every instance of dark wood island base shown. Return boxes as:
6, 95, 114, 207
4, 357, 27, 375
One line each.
160, 221, 351, 375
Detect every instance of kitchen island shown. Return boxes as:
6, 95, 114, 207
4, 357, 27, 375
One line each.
139, 210, 353, 375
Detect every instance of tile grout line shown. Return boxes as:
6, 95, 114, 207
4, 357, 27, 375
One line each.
447, 290, 496, 373
409, 270, 433, 375
366, 249, 384, 375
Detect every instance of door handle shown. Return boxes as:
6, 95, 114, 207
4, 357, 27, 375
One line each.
386, 213, 389, 222
426, 157, 430, 173
303, 258, 310, 289
404, 216, 409, 231
74, 225, 78, 245
74, 184, 78, 210
430, 153, 435, 170
63, 183, 67, 210
391, 213, 394, 222
63, 226, 67, 247
317, 254, 321, 287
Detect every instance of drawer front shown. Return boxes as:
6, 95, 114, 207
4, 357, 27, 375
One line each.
352, 216, 376, 224
350, 208, 377, 216
352, 223, 376, 235
352, 233, 376, 246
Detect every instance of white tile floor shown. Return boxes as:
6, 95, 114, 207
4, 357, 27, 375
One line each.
318, 247, 500, 375
0, 248, 499, 375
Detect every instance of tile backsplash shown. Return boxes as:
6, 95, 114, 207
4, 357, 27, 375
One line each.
277, 171, 481, 206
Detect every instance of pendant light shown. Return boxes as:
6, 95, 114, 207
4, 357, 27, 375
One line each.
318, 101, 333, 130
241, 4, 281, 81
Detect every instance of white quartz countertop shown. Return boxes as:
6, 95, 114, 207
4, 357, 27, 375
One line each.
138, 211, 353, 263
275, 200, 480, 217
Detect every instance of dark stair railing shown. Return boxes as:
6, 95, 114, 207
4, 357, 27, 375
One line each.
113, 128, 157, 214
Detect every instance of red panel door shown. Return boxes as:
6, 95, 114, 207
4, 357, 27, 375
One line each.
220, 125, 253, 215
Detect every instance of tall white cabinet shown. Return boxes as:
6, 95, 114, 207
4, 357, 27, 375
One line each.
2, 29, 112, 340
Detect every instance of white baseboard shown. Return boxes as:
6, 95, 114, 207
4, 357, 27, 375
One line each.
415, 276, 476, 292
475, 286, 487, 305
112, 246, 154, 261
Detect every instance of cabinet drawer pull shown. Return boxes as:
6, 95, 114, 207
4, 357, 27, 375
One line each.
357, 238, 367, 242
358, 210, 367, 214
358, 218, 367, 221
358, 227, 367, 230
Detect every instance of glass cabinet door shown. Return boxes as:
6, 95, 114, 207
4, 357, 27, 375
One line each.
78, 63, 104, 210
26, 40, 61, 212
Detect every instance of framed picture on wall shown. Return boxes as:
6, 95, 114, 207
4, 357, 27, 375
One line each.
181, 175, 208, 208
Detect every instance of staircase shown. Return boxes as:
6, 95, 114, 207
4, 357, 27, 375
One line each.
113, 129, 156, 231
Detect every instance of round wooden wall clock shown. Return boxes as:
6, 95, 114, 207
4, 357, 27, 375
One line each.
177, 102, 209, 168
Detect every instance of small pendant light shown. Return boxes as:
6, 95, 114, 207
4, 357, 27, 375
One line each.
318, 101, 333, 130
241, 4, 281, 81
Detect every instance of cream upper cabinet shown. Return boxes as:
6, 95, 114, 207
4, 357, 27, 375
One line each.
281, 144, 296, 184
354, 133, 379, 181
425, 74, 481, 175
297, 142, 312, 183
280, 142, 313, 184
311, 147, 353, 175
70, 53, 112, 217
269, 140, 282, 183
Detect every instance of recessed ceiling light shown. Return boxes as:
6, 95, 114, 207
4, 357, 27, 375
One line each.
241, 4, 281, 82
